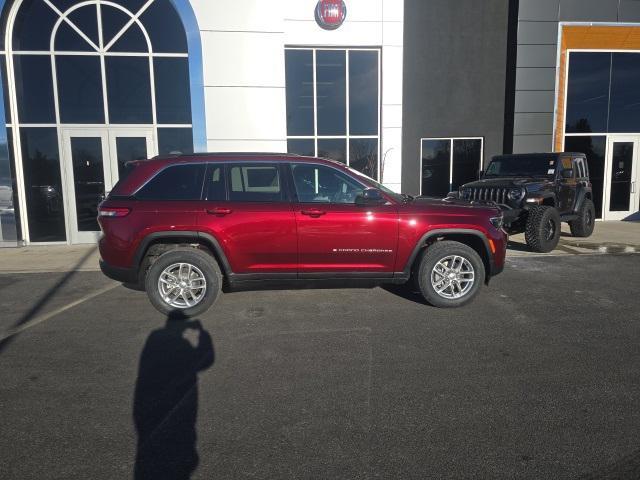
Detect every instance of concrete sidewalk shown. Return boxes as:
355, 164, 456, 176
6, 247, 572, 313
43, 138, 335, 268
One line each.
0, 221, 637, 274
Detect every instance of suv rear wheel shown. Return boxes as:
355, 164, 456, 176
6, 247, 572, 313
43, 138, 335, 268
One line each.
145, 248, 222, 317
525, 206, 560, 253
569, 198, 595, 238
416, 241, 485, 308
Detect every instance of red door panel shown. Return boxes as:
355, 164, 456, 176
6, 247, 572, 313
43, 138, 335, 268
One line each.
295, 203, 399, 275
198, 201, 297, 274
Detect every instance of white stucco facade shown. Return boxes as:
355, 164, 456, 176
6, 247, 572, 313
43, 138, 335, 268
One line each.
190, 0, 404, 191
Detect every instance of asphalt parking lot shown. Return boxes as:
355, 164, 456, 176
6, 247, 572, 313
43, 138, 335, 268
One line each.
1, 253, 640, 479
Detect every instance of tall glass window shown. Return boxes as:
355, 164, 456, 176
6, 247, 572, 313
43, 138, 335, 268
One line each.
566, 51, 640, 134
285, 48, 381, 180
420, 138, 483, 197
4, 0, 194, 242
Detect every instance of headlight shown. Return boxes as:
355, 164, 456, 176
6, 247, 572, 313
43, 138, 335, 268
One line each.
507, 188, 524, 201
490, 216, 504, 229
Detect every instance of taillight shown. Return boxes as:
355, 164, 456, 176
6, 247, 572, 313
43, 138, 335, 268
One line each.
98, 207, 130, 217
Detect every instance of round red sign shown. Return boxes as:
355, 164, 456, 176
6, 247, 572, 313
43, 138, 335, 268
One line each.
315, 0, 347, 30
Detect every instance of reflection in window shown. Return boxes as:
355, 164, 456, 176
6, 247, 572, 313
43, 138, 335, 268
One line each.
285, 48, 380, 179
13, 55, 55, 123
452, 139, 482, 191
115, 137, 147, 180
154, 58, 191, 124
106, 57, 152, 123
70, 137, 104, 231
56, 56, 104, 123
609, 53, 640, 133
565, 52, 610, 133
564, 136, 606, 218
20, 128, 66, 242
421, 138, 483, 197
318, 138, 346, 163
285, 50, 314, 136
316, 50, 346, 136
350, 138, 378, 179
287, 139, 314, 157
349, 51, 378, 136
608, 142, 634, 211
158, 128, 193, 155
421, 139, 451, 198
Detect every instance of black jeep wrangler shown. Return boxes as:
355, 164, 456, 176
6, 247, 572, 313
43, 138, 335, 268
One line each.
455, 152, 595, 253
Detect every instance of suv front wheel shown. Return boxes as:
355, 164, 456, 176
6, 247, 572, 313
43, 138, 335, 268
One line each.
145, 248, 222, 317
416, 240, 485, 308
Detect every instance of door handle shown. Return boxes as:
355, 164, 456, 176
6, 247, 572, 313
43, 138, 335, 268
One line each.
207, 207, 233, 215
301, 209, 326, 217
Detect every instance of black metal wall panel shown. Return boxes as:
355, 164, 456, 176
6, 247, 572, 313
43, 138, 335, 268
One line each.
401, 0, 511, 195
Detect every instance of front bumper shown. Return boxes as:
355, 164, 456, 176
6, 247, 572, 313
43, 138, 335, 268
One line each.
100, 259, 138, 284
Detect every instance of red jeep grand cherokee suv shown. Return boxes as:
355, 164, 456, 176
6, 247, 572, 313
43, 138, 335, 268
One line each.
98, 153, 506, 316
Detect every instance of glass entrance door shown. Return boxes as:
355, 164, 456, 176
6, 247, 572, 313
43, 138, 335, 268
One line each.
604, 136, 640, 220
61, 128, 155, 243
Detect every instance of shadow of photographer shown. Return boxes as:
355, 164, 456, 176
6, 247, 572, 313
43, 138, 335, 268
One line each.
133, 311, 214, 480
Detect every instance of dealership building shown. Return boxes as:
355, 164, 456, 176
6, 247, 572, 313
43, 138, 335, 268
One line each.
0, 0, 639, 246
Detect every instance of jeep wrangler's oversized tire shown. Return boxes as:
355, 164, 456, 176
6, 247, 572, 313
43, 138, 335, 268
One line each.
416, 240, 485, 308
569, 198, 595, 238
145, 248, 222, 317
525, 205, 561, 253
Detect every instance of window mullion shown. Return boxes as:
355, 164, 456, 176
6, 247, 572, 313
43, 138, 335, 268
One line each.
312, 48, 318, 157
346, 49, 350, 166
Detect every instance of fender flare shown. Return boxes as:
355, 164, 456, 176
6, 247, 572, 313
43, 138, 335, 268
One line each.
401, 228, 492, 277
132, 231, 233, 275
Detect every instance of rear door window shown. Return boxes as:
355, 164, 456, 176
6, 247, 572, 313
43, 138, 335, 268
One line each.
136, 163, 206, 200
228, 164, 284, 202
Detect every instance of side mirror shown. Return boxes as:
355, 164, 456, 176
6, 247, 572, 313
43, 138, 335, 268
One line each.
561, 168, 574, 179
355, 188, 386, 206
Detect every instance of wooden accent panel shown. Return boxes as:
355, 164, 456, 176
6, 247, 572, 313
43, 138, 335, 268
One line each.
555, 25, 640, 151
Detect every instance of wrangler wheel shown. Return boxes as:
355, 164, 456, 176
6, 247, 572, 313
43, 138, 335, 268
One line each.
525, 206, 560, 253
569, 199, 595, 238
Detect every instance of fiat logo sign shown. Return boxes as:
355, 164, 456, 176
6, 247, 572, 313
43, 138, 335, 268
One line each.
315, 0, 347, 30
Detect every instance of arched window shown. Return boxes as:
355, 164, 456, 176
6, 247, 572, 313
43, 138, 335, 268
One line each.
1, 0, 198, 242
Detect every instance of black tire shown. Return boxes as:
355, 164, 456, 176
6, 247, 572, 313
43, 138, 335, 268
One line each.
569, 198, 595, 238
416, 241, 485, 308
145, 248, 222, 317
525, 206, 561, 253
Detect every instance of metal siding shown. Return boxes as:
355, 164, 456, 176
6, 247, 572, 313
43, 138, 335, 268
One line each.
559, 0, 619, 22
515, 91, 555, 113
518, 21, 559, 45
401, 0, 509, 195
619, 0, 640, 22
513, 134, 554, 153
516, 44, 558, 68
519, 0, 560, 21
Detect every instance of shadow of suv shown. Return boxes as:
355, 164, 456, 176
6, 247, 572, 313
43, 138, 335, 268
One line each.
98, 153, 507, 316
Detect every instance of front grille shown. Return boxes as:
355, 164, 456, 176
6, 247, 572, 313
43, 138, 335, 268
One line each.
463, 187, 508, 204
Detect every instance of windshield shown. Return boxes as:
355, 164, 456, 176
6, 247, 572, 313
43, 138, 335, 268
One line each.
484, 156, 556, 177
346, 166, 405, 202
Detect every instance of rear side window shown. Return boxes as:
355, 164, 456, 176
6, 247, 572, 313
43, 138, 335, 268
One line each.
228, 164, 284, 202
136, 164, 206, 200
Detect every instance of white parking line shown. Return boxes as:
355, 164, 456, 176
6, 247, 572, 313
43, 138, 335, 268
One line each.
0, 282, 119, 342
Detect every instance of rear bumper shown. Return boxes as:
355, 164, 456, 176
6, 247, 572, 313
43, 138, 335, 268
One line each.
100, 259, 138, 284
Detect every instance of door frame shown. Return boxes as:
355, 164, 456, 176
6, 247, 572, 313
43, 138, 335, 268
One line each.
60, 126, 157, 244
603, 135, 640, 221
